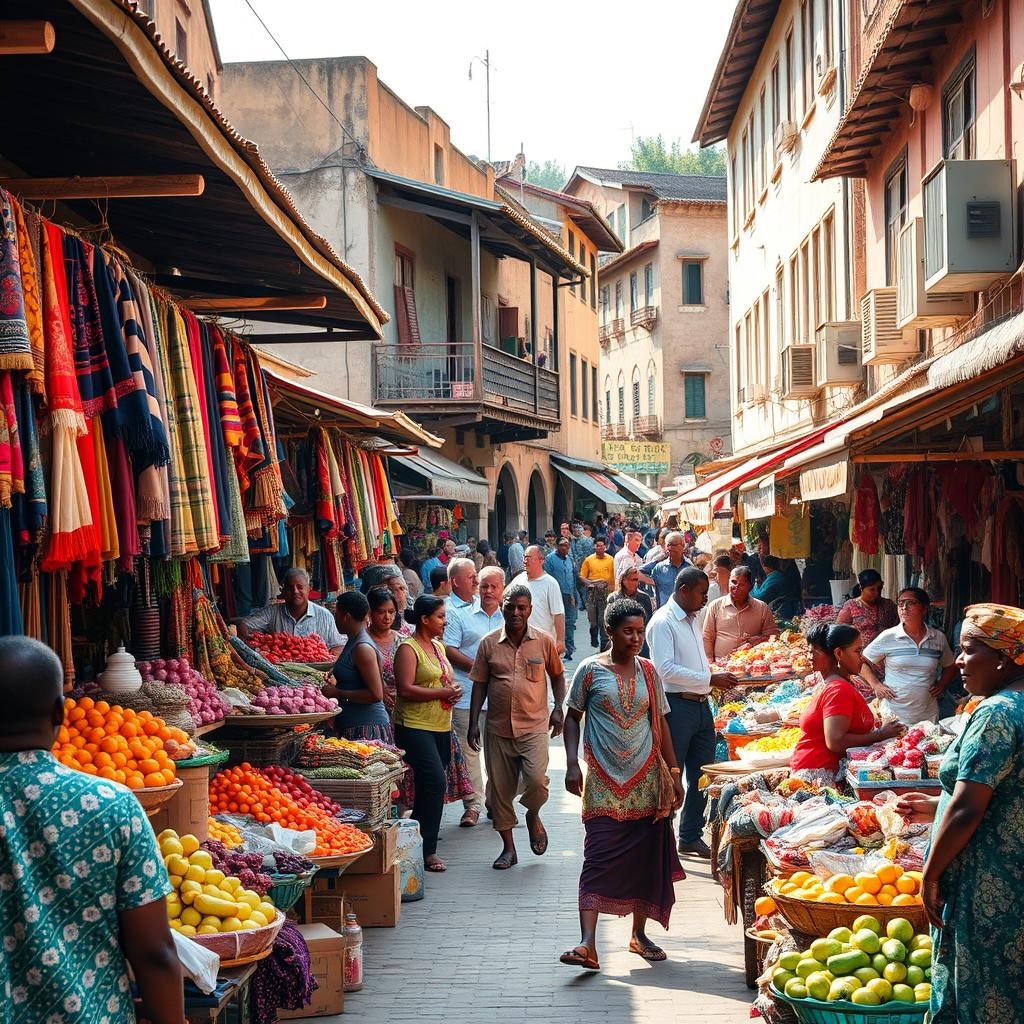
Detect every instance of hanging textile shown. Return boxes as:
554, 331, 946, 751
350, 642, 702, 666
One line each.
211, 327, 242, 449
879, 465, 908, 555
11, 201, 44, 390
0, 192, 34, 372
11, 374, 45, 546
196, 320, 231, 543
182, 311, 222, 539
768, 505, 810, 559
851, 472, 880, 555
0, 508, 22, 636
64, 234, 115, 416
209, 444, 250, 565
45, 570, 74, 689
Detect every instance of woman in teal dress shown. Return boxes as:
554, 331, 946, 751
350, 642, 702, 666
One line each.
897, 603, 1024, 1023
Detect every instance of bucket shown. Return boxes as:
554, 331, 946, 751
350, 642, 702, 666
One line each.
829, 579, 854, 606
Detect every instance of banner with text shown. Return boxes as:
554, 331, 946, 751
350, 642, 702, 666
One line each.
601, 441, 671, 476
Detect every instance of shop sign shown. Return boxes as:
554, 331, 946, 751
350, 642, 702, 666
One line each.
741, 477, 776, 520
601, 441, 671, 475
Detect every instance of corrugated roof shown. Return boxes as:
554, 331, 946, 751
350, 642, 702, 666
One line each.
567, 166, 727, 203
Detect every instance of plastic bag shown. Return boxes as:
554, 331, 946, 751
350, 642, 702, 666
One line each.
396, 818, 424, 903
214, 815, 317, 855
172, 930, 219, 993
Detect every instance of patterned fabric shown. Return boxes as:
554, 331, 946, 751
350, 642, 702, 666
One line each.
210, 326, 242, 448
838, 597, 899, 645
64, 235, 115, 417
568, 656, 669, 821
10, 200, 43, 389
0, 749, 171, 1023
930, 690, 1024, 1023
961, 603, 1024, 666
0, 192, 32, 371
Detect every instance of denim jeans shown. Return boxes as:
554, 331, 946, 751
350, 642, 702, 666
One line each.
664, 695, 717, 844
562, 591, 578, 656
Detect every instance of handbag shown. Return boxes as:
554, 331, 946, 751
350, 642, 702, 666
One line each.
638, 657, 677, 822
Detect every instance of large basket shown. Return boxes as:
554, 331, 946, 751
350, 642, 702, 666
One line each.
304, 767, 405, 830
770, 986, 928, 1024
134, 779, 183, 815
267, 868, 318, 911
217, 729, 304, 768
188, 908, 286, 962
769, 889, 928, 937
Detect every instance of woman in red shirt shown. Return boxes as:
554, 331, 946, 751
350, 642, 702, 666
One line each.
791, 623, 905, 775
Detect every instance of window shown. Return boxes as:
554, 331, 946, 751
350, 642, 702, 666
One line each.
823, 0, 834, 67
758, 86, 768, 192
640, 196, 655, 220
684, 374, 706, 419
730, 155, 739, 236
433, 144, 444, 185
629, 272, 638, 313
744, 310, 754, 391
682, 261, 704, 305
943, 51, 976, 160
740, 128, 749, 220
592, 366, 599, 421
631, 377, 641, 419
822, 212, 835, 322
569, 352, 578, 416
775, 265, 786, 354
735, 322, 744, 400
617, 383, 625, 423
788, 253, 799, 346
567, 229, 576, 295
394, 244, 419, 345
644, 263, 654, 305
811, 227, 822, 331
616, 205, 626, 241
771, 59, 781, 137
784, 27, 795, 121
799, 240, 810, 343
615, 280, 623, 317
800, 0, 815, 114
647, 368, 656, 415
175, 18, 188, 64
590, 253, 597, 309
883, 153, 908, 285
579, 241, 587, 300
761, 291, 771, 386
600, 286, 610, 323
752, 302, 762, 388
605, 387, 612, 426
581, 359, 589, 420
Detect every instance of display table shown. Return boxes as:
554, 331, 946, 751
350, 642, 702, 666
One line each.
183, 963, 257, 1023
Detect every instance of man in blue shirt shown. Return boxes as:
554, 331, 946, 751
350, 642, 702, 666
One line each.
443, 565, 505, 826
420, 545, 444, 593
507, 531, 527, 577
544, 536, 578, 660
570, 521, 594, 614
641, 530, 693, 608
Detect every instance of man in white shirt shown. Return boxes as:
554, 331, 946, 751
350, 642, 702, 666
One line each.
613, 529, 653, 584
242, 568, 344, 656
510, 545, 565, 653
647, 566, 737, 858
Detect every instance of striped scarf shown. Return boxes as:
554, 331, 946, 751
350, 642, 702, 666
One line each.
232, 339, 263, 480
63, 234, 115, 417
0, 371, 22, 508
0, 191, 33, 372
211, 327, 242, 448
11, 199, 44, 391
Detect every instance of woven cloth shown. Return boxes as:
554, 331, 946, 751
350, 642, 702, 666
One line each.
11, 199, 44, 390
962, 603, 1024, 665
0, 191, 32, 372
63, 234, 115, 417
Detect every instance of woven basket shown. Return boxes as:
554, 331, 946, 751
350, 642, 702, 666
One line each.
769, 986, 928, 1024
305, 767, 405, 830
189, 909, 285, 962
218, 730, 303, 768
769, 889, 929, 936
133, 779, 183, 815
267, 868, 318, 911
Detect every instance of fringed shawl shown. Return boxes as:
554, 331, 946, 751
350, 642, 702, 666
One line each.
0, 191, 33, 372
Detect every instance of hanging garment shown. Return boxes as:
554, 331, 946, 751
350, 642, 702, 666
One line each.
64, 234, 115, 417
211, 327, 242, 449
232, 339, 264, 481
851, 472, 880, 555
0, 371, 23, 509
11, 200, 44, 391
0, 191, 34, 372
769, 505, 811, 559
182, 311, 222, 539
11, 374, 45, 546
880, 465, 908, 555
209, 444, 250, 565
91, 425, 119, 564
108, 433, 140, 571
18, 572, 42, 641
197, 321, 231, 543
0, 508, 22, 636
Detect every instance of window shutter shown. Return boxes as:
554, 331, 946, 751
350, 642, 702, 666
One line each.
394, 284, 421, 345
498, 305, 519, 340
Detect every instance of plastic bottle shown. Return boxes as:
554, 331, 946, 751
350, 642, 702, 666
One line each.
343, 912, 364, 992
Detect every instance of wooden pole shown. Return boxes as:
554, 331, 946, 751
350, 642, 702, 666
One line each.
182, 295, 327, 312
852, 450, 1024, 463
530, 257, 539, 416
0, 174, 205, 199
0, 21, 55, 54
470, 210, 483, 402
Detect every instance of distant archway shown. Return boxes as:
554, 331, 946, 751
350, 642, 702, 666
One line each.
491, 463, 520, 544
527, 468, 549, 543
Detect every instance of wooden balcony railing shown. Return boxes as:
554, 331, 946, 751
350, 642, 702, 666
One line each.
601, 422, 628, 440
631, 305, 658, 330
598, 323, 613, 347
632, 414, 662, 438
610, 317, 625, 337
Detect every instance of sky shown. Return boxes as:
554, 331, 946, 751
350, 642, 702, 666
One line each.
208, 0, 737, 174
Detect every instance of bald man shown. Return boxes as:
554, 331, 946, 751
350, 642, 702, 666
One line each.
510, 544, 566, 653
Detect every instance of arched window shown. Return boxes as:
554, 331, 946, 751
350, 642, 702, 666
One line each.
646, 362, 657, 416
604, 376, 612, 425
630, 366, 641, 421
616, 372, 625, 423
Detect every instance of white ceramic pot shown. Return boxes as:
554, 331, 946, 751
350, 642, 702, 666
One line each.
100, 645, 143, 694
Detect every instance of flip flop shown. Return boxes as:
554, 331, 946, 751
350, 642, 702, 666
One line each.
559, 945, 600, 971
527, 819, 548, 856
425, 856, 447, 873
628, 938, 667, 962
492, 850, 518, 870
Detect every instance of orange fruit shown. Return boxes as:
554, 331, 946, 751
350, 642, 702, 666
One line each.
855, 872, 882, 895
77, 697, 94, 711
895, 876, 917, 894
843, 887, 864, 903
855, 892, 879, 906
818, 892, 845, 903
876, 891, 894, 906
125, 773, 144, 790
879, 884, 899, 899
892, 893, 916, 906
789, 871, 813, 887
825, 873, 855, 895
874, 861, 899, 885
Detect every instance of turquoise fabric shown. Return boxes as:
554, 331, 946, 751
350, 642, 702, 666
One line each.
0, 750, 171, 1022
930, 691, 1024, 1023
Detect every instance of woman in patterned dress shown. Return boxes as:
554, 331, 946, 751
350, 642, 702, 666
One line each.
896, 603, 1024, 1023
560, 599, 684, 971
835, 569, 898, 644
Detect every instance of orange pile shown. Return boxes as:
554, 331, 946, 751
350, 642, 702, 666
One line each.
209, 763, 372, 858
54, 696, 186, 789
772, 863, 924, 906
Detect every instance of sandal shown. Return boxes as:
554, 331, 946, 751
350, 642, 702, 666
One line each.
559, 944, 600, 971
527, 817, 548, 856
459, 808, 480, 828
629, 937, 667, 962
425, 856, 447, 872
492, 850, 518, 870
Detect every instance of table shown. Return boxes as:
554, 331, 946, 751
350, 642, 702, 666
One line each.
183, 963, 257, 1023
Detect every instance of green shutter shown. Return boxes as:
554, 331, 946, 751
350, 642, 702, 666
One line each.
685, 374, 706, 418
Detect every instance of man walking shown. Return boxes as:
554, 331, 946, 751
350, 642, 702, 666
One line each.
507, 530, 527, 578
580, 537, 615, 649
703, 565, 776, 661
570, 522, 594, 615
510, 545, 566, 653
444, 565, 504, 827
647, 567, 737, 858
467, 585, 565, 869
613, 528, 649, 581
641, 531, 692, 608
544, 536, 578, 661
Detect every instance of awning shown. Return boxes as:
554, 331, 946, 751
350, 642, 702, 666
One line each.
551, 462, 627, 511
389, 451, 489, 505
613, 471, 660, 504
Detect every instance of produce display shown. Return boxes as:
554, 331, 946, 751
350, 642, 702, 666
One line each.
270, 849, 317, 875
158, 829, 278, 937
139, 657, 232, 728
208, 818, 244, 850
259, 765, 343, 816
251, 684, 337, 716
738, 727, 802, 755
209, 763, 373, 857
849, 722, 954, 780
712, 631, 811, 679
201, 840, 273, 896
54, 697, 191, 787
294, 733, 405, 778
247, 631, 333, 664
769, 862, 924, 907
770, 915, 933, 1006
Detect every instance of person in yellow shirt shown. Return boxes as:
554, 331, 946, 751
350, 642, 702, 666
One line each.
580, 538, 616, 650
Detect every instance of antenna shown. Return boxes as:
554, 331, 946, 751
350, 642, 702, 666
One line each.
469, 49, 493, 163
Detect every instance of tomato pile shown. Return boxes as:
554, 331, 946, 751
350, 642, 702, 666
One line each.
54, 697, 186, 789
209, 763, 371, 857
260, 765, 343, 816
247, 631, 332, 664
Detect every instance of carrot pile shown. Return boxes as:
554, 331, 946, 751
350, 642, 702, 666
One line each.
54, 696, 187, 788
208, 763, 372, 857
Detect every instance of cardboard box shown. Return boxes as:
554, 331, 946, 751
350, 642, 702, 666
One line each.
278, 923, 344, 1019
313, 868, 400, 928
347, 821, 399, 875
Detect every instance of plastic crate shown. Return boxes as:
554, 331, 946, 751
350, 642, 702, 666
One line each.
770, 986, 928, 1024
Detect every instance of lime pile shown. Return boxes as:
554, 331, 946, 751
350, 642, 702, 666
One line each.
771, 914, 932, 1006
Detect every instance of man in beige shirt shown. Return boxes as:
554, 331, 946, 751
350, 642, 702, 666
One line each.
467, 584, 565, 871
703, 565, 776, 661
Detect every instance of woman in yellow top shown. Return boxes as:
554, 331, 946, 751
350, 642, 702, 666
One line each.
394, 595, 463, 871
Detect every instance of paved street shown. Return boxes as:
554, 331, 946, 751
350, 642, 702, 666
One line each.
348, 633, 752, 1023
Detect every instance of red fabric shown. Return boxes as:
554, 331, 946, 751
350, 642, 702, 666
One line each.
791, 676, 875, 774
851, 473, 880, 555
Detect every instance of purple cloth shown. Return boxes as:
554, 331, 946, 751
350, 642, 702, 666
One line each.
250, 922, 317, 1024
579, 814, 685, 929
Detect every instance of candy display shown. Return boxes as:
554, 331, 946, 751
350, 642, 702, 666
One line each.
247, 631, 333, 664
738, 727, 802, 755
713, 631, 811, 679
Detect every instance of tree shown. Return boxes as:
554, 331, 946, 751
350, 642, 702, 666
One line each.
620, 135, 726, 176
524, 159, 568, 191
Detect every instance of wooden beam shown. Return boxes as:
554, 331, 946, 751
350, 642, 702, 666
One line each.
0, 174, 205, 199
182, 294, 328, 312
0, 20, 55, 54
377, 192, 472, 226
853, 450, 1024, 463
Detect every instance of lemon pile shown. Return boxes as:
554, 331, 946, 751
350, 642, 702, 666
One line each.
158, 828, 278, 937
740, 727, 802, 754
771, 863, 924, 906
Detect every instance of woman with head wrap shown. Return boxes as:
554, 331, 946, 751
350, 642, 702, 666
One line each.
896, 603, 1024, 1024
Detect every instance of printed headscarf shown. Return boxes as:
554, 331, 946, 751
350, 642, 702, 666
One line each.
962, 603, 1024, 665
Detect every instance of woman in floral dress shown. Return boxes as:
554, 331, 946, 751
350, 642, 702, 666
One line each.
896, 603, 1024, 1023
835, 569, 898, 644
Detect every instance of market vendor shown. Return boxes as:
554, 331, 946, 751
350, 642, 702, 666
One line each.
790, 623, 905, 775
859, 587, 957, 725
240, 567, 344, 657
702, 565, 776, 661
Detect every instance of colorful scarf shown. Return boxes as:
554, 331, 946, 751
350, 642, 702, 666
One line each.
182, 311, 221, 538
108, 433, 140, 570
11, 200, 44, 391
40, 223, 85, 433
962, 603, 1024, 665
197, 322, 232, 543
209, 444, 250, 565
0, 191, 33, 372
12, 374, 45, 545
91, 424, 119, 564
63, 234, 114, 417
232, 339, 264, 479
211, 326, 242, 449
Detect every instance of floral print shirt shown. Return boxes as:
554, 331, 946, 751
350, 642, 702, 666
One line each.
0, 750, 171, 1023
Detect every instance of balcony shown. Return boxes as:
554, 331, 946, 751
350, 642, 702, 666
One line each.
630, 305, 658, 331
372, 341, 560, 442
598, 323, 613, 348
631, 415, 662, 439
610, 317, 625, 338
601, 422, 628, 440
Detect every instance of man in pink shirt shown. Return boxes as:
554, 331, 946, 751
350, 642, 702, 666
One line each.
703, 565, 775, 661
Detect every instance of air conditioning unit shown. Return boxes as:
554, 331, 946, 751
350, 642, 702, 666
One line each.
896, 218, 974, 329
861, 287, 919, 364
815, 321, 864, 387
774, 121, 798, 155
922, 158, 1016, 294
781, 344, 818, 399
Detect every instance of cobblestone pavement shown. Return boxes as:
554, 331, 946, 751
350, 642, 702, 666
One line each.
346, 630, 753, 1023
